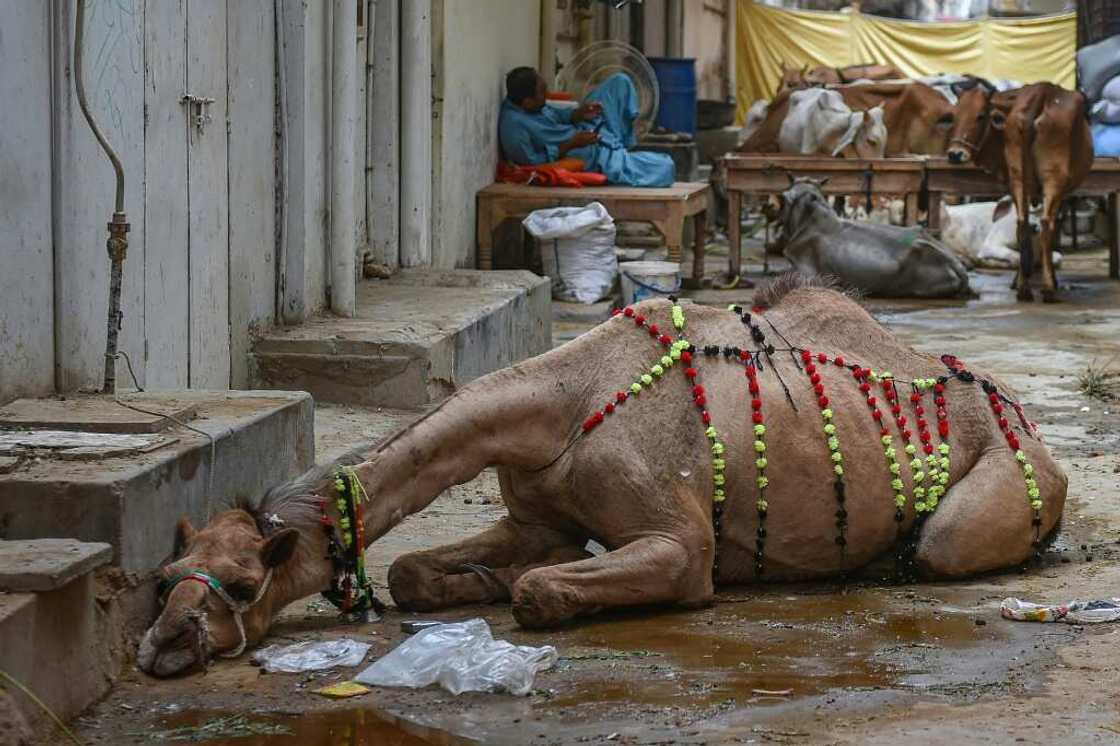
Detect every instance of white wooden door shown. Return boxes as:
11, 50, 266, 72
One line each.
185, 0, 231, 388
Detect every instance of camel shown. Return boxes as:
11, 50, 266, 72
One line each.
139, 277, 1067, 676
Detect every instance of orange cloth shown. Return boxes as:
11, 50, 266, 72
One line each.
496, 160, 608, 188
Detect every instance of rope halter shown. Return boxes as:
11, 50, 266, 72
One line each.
158, 568, 274, 659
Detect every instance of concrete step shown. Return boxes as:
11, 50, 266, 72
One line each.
0, 391, 313, 576
251, 269, 551, 408
0, 539, 114, 734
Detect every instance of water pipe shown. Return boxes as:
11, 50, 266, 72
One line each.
74, 0, 129, 394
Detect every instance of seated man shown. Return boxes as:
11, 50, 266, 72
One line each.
499, 66, 676, 187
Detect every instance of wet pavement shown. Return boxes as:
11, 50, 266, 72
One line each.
74, 247, 1120, 745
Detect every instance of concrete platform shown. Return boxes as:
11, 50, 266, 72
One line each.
0, 391, 314, 574
0, 539, 112, 592
251, 269, 551, 408
0, 396, 197, 434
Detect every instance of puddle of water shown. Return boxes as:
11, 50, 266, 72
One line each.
534, 590, 995, 708
153, 708, 471, 745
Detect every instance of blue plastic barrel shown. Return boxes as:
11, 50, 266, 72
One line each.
647, 57, 697, 135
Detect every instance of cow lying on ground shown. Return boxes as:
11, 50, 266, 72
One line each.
779, 89, 887, 158
939, 198, 1061, 271
741, 82, 954, 156
947, 79, 1093, 301
778, 178, 970, 298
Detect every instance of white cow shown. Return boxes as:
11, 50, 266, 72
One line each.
778, 88, 886, 158
939, 199, 1061, 270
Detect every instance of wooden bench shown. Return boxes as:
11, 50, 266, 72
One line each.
925, 158, 1120, 280
476, 182, 712, 284
722, 155, 928, 280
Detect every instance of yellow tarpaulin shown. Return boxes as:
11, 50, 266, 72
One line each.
736, 1, 1076, 123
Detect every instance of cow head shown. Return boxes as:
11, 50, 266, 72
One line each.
946, 78, 998, 164
777, 64, 810, 96
778, 176, 831, 230
839, 105, 887, 159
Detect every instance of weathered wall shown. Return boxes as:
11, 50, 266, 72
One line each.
432, 0, 540, 269
684, 0, 733, 100
0, 2, 54, 404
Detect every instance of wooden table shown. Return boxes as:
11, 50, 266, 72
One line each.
925, 158, 1120, 280
476, 182, 712, 284
721, 155, 928, 280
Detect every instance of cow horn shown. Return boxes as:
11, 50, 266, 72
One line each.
785, 172, 796, 187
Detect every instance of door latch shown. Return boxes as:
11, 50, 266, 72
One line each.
180, 93, 216, 138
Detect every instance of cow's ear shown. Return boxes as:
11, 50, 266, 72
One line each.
992, 197, 1013, 223
991, 110, 1007, 130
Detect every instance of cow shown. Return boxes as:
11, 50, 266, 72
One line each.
938, 198, 1062, 270
776, 63, 810, 96
778, 89, 887, 158
946, 80, 1093, 301
777, 177, 971, 298
804, 63, 905, 86
740, 82, 955, 156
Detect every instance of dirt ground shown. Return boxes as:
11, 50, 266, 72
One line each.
71, 247, 1120, 745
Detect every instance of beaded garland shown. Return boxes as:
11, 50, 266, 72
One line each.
581, 300, 1045, 580
799, 349, 850, 559
982, 378, 1044, 553
318, 468, 384, 619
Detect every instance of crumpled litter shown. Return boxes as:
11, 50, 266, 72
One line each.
1000, 597, 1120, 624
354, 618, 557, 696
251, 638, 371, 673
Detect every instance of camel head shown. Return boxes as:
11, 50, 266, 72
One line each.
138, 510, 300, 677
947, 78, 999, 164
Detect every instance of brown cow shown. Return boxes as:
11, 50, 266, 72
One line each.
776, 63, 810, 97
804, 63, 905, 86
946, 80, 1093, 301
740, 82, 955, 156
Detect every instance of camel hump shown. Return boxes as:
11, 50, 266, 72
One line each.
751, 272, 850, 309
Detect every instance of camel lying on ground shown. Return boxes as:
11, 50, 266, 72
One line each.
139, 276, 1066, 676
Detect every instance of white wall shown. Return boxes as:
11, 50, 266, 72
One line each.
0, 1, 54, 402
432, 0, 540, 269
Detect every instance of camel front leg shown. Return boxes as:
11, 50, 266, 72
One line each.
388, 517, 589, 612
511, 532, 714, 628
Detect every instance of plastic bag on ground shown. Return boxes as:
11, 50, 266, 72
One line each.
354, 618, 557, 696
523, 202, 618, 304
1000, 597, 1120, 624
251, 638, 371, 673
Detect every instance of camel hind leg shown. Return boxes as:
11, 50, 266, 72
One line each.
913, 446, 1065, 577
388, 516, 591, 612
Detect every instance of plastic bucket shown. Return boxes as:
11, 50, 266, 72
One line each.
620, 261, 681, 305
648, 57, 697, 135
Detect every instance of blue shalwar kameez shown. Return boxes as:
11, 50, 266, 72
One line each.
498, 73, 675, 187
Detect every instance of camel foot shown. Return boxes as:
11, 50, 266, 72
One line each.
511, 570, 588, 628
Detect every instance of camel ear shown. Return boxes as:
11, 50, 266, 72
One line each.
174, 516, 197, 556
260, 528, 300, 568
